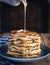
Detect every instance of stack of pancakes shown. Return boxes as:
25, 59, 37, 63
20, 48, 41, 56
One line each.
6, 29, 41, 58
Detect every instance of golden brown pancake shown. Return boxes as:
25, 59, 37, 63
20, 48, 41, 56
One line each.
6, 29, 41, 58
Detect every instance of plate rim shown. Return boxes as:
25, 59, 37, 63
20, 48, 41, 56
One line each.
0, 52, 50, 62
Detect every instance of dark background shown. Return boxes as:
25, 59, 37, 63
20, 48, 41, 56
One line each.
0, 0, 49, 33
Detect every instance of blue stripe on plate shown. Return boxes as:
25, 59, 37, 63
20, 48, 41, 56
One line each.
0, 38, 8, 41
0, 41, 6, 43
0, 36, 8, 38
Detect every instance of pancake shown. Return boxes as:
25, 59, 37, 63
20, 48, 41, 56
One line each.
6, 29, 41, 58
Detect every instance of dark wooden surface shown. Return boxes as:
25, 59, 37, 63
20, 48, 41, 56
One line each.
0, 33, 50, 65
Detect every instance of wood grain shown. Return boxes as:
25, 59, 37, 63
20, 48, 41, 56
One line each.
41, 34, 50, 48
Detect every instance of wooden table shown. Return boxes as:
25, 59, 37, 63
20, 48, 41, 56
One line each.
0, 33, 50, 65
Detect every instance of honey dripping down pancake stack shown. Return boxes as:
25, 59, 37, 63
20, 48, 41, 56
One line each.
6, 29, 41, 58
